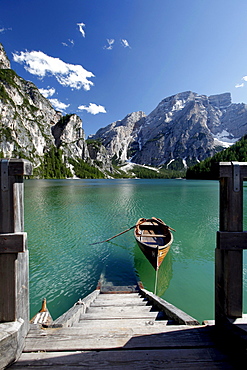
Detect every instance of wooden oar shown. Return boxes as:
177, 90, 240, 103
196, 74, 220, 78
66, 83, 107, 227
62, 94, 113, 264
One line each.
152, 217, 176, 232
90, 219, 147, 245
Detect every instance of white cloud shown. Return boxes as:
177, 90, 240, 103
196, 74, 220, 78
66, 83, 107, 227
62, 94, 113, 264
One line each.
49, 98, 70, 111
77, 23, 86, 37
39, 87, 56, 98
62, 39, 74, 47
0, 27, 12, 33
235, 83, 244, 88
104, 39, 131, 50
12, 50, 94, 90
78, 103, 107, 115
242, 76, 247, 81
103, 39, 115, 50
121, 39, 131, 48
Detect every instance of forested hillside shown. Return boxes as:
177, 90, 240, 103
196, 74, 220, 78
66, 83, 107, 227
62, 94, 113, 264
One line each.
186, 135, 247, 179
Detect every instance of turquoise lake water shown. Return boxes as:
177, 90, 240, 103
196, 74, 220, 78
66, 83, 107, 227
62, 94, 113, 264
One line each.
24, 179, 247, 323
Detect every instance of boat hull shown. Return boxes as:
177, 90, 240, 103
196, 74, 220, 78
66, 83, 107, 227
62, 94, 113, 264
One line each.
134, 218, 173, 270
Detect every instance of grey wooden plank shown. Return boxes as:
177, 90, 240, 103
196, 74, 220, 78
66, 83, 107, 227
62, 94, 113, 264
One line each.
0, 320, 25, 370
27, 323, 202, 337
80, 312, 159, 320
99, 285, 140, 293
23, 325, 215, 352
139, 288, 200, 325
10, 348, 235, 369
53, 289, 100, 327
86, 305, 153, 314
3, 159, 33, 176
96, 293, 141, 299
95, 296, 144, 302
100, 292, 141, 296
73, 317, 170, 334
219, 161, 247, 179
90, 300, 148, 307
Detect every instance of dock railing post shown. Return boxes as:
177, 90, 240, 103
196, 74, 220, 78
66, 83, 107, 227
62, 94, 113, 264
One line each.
215, 161, 247, 326
0, 159, 32, 367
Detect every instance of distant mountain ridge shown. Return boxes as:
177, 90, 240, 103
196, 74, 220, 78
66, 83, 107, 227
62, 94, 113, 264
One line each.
91, 91, 247, 169
1, 42, 247, 177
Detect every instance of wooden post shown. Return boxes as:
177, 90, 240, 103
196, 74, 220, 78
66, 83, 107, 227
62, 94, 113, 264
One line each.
215, 162, 247, 325
0, 159, 32, 324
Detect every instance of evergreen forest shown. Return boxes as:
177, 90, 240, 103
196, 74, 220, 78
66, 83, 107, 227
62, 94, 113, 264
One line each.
186, 135, 247, 179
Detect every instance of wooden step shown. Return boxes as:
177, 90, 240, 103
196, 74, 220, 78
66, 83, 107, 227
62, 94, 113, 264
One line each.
93, 294, 147, 300
80, 311, 159, 321
11, 346, 235, 370
90, 300, 148, 307
74, 318, 168, 329
86, 305, 154, 314
23, 324, 209, 352
95, 293, 141, 299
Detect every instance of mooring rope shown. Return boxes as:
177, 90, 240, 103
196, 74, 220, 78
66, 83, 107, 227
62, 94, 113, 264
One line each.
154, 268, 158, 295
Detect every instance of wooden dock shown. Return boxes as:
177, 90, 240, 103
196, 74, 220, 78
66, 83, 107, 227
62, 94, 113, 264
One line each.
2, 160, 247, 369
8, 285, 244, 369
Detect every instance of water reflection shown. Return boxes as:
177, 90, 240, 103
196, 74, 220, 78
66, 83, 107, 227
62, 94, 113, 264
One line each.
134, 242, 173, 296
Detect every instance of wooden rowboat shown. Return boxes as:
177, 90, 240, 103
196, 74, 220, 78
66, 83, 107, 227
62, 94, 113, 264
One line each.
134, 217, 173, 271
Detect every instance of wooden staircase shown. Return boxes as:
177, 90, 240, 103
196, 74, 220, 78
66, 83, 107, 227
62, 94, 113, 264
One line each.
9, 287, 238, 369
78, 292, 163, 323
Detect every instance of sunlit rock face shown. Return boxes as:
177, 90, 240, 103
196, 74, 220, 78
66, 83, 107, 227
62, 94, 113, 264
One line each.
0, 43, 88, 166
91, 91, 247, 168
0, 43, 10, 69
91, 111, 146, 163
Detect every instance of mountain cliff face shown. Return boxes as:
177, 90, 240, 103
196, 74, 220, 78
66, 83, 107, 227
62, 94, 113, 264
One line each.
91, 91, 247, 168
0, 43, 89, 169
90, 111, 146, 163
1, 41, 247, 175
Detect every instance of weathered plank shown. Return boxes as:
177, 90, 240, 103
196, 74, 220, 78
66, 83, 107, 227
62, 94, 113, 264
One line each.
140, 288, 199, 325
69, 318, 169, 329
96, 293, 141, 299
0, 319, 25, 370
23, 325, 214, 352
9, 347, 236, 369
52, 289, 100, 327
90, 299, 148, 307
219, 161, 247, 178
216, 163, 244, 322
28, 323, 203, 337
86, 305, 153, 314
0, 159, 32, 369
1, 159, 33, 177
80, 312, 159, 320
99, 285, 140, 293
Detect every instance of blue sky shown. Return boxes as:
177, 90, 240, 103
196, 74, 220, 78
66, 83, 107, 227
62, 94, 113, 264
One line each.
1, 0, 247, 137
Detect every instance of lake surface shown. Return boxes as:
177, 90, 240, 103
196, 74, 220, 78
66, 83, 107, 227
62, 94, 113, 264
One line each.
24, 179, 247, 323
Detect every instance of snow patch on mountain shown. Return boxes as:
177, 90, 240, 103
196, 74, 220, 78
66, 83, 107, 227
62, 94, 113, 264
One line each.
213, 130, 239, 148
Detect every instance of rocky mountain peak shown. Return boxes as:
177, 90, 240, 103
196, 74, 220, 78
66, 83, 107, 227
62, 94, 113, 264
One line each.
0, 43, 11, 69
0, 43, 90, 172
208, 93, 232, 108
91, 111, 146, 163
91, 91, 247, 168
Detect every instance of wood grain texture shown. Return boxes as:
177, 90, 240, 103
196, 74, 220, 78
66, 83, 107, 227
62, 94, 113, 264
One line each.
9, 347, 237, 369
